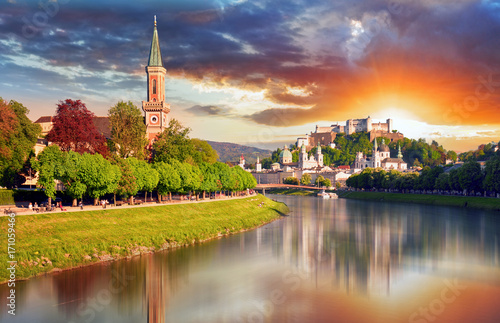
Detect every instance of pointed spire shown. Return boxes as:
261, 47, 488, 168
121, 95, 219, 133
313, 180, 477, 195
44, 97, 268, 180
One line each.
148, 16, 163, 67
397, 143, 403, 159
373, 137, 378, 152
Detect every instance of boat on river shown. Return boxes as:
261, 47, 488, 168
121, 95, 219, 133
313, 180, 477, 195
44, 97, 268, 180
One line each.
317, 190, 338, 199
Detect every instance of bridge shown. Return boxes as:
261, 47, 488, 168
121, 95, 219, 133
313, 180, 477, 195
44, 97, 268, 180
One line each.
254, 184, 324, 191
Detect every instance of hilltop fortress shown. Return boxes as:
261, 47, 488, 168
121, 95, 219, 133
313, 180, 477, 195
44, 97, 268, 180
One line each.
297, 116, 404, 149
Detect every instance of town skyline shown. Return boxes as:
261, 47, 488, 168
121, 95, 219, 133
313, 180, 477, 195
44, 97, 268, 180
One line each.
1, 0, 499, 152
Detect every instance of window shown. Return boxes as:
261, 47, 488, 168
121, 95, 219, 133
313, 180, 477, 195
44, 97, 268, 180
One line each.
152, 79, 156, 95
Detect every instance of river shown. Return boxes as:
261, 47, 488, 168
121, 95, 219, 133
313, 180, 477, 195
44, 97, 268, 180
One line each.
1, 195, 500, 323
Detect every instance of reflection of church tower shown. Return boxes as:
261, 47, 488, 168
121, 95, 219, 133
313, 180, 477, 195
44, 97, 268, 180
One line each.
145, 256, 166, 323
142, 16, 171, 147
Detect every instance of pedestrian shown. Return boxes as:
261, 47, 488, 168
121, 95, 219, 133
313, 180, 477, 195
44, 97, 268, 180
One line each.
79, 201, 83, 210
29, 202, 32, 211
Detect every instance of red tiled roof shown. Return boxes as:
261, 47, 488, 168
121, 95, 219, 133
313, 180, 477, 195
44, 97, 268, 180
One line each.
34, 116, 53, 123
92, 117, 111, 139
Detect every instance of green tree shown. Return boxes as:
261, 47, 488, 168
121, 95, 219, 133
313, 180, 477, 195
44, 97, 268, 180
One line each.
127, 157, 159, 202
190, 138, 219, 165
435, 173, 451, 191
458, 161, 483, 194
153, 119, 193, 164
79, 153, 120, 205
315, 175, 325, 187
199, 162, 219, 199
322, 178, 332, 188
300, 173, 312, 185
31, 145, 63, 205
0, 99, 41, 187
59, 151, 87, 206
483, 156, 500, 193
108, 101, 147, 159
112, 157, 138, 205
154, 161, 181, 201
283, 176, 299, 185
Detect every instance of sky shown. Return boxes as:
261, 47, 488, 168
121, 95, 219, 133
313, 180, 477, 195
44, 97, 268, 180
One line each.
0, 0, 499, 152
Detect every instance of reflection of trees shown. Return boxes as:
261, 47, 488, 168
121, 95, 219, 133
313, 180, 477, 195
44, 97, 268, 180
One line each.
46, 241, 216, 322
271, 196, 500, 296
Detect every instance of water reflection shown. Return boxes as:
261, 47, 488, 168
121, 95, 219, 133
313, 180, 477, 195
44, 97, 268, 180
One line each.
1, 195, 499, 323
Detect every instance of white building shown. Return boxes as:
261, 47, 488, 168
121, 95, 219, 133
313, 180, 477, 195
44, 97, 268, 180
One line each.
298, 143, 324, 169
354, 140, 407, 171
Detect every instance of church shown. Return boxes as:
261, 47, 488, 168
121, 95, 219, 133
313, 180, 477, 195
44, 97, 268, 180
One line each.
142, 16, 171, 146
354, 139, 407, 171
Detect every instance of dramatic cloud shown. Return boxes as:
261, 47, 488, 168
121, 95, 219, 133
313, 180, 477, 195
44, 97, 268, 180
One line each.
187, 104, 233, 116
0, 0, 499, 150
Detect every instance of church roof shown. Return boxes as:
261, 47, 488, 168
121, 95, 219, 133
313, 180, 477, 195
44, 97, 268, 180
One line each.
148, 16, 163, 67
379, 143, 390, 152
382, 158, 405, 163
279, 148, 292, 159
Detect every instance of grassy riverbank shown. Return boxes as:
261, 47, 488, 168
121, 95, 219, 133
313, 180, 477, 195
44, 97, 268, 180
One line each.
336, 191, 500, 211
267, 188, 317, 196
0, 194, 288, 283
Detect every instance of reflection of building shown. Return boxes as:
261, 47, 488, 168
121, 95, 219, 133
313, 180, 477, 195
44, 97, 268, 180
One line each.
142, 16, 171, 146
145, 256, 166, 323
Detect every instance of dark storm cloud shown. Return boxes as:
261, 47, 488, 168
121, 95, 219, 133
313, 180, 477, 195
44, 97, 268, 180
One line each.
1, 0, 500, 126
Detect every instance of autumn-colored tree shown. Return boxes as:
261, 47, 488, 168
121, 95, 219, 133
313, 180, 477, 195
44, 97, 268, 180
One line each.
46, 99, 108, 156
0, 98, 41, 187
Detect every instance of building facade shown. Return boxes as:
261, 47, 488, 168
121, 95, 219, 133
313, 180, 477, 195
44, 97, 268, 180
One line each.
297, 116, 402, 149
354, 140, 407, 171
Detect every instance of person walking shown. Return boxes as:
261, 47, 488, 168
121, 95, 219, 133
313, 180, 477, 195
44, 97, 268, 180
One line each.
79, 201, 83, 210
29, 202, 32, 211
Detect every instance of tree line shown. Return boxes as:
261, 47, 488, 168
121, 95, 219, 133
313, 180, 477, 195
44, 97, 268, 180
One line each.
346, 156, 500, 196
0, 98, 256, 205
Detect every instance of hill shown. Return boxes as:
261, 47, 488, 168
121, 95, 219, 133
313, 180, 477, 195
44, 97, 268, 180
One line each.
206, 141, 272, 164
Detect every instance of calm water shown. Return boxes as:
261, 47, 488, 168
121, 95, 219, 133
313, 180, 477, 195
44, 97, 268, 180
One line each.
1, 195, 500, 323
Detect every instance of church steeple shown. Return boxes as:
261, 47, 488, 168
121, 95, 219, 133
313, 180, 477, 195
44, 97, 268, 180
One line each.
148, 15, 163, 67
142, 16, 170, 147
397, 143, 403, 159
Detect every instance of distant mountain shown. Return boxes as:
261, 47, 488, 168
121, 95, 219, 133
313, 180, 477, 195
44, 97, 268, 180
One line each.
206, 141, 272, 165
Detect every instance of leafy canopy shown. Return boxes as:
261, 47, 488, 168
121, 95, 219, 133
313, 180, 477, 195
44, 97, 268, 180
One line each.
46, 99, 108, 156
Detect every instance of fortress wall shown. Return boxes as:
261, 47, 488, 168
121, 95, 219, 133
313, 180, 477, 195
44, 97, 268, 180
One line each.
369, 131, 404, 143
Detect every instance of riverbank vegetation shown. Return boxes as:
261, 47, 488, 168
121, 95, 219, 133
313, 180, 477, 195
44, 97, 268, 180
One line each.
336, 191, 500, 211
346, 157, 500, 196
20, 100, 257, 207
0, 195, 288, 283
267, 188, 317, 196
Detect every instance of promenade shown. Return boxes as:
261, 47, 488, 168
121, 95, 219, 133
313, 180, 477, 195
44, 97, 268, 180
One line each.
1, 193, 256, 216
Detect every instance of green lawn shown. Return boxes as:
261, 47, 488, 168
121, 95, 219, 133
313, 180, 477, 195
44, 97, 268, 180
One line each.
336, 191, 500, 211
0, 195, 288, 283
267, 188, 317, 196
